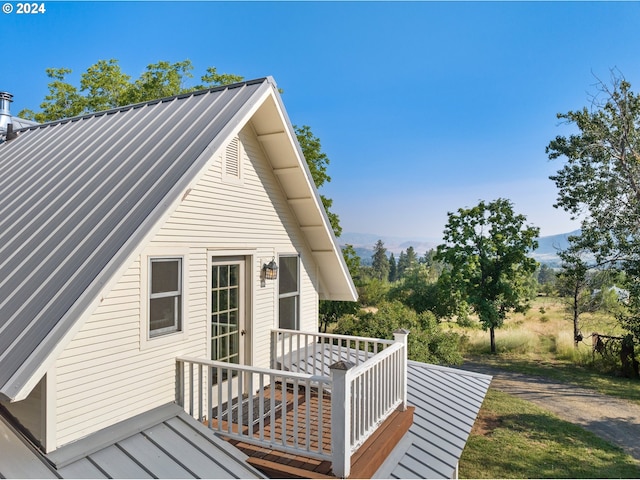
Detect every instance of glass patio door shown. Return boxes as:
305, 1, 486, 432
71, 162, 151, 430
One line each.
210, 258, 245, 383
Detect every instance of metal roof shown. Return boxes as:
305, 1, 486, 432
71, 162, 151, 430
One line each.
0, 412, 59, 478
376, 362, 492, 479
11, 116, 39, 129
0, 404, 265, 479
0, 77, 356, 402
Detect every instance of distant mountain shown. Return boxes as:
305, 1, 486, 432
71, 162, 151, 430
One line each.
529, 230, 580, 267
341, 230, 580, 267
339, 232, 440, 265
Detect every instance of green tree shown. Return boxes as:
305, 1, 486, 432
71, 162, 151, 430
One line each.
20, 59, 343, 237
537, 263, 556, 285
397, 246, 418, 279
435, 270, 472, 323
435, 198, 539, 353
537, 263, 557, 296
388, 253, 397, 282
547, 73, 640, 341
589, 269, 628, 316
294, 125, 341, 237
340, 244, 361, 281
556, 238, 591, 347
80, 59, 131, 112
21, 68, 86, 123
319, 244, 360, 332
196, 66, 244, 90
389, 264, 439, 315
120, 60, 195, 104
357, 278, 390, 306
405, 246, 418, 269
397, 251, 407, 278
421, 248, 444, 275
371, 240, 390, 282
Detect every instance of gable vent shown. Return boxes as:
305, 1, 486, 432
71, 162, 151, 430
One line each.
224, 137, 242, 180
226, 140, 239, 177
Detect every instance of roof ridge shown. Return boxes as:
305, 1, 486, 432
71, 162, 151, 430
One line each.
16, 77, 272, 132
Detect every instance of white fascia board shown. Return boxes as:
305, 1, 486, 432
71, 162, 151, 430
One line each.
263, 81, 357, 302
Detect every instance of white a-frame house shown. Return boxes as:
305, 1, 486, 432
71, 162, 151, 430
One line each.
0, 78, 490, 479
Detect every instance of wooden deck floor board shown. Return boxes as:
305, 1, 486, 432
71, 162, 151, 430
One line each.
208, 383, 412, 478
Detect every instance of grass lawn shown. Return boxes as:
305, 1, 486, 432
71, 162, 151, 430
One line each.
459, 389, 640, 479
454, 297, 640, 478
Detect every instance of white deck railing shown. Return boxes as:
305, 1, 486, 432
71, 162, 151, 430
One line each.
175, 357, 333, 461
271, 328, 395, 375
176, 329, 408, 478
349, 340, 407, 450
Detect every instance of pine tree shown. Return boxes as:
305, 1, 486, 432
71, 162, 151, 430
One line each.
371, 240, 390, 281
388, 253, 397, 282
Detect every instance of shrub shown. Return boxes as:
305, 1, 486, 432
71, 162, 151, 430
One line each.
357, 278, 390, 306
334, 301, 463, 365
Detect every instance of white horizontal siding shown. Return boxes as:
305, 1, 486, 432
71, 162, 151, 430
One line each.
54, 126, 320, 448
54, 254, 210, 447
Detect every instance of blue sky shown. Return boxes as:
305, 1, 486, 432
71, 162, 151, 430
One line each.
3, 1, 640, 241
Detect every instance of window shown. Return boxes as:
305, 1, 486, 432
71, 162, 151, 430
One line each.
149, 257, 182, 337
278, 255, 299, 330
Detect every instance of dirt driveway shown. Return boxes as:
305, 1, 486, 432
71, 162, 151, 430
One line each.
460, 362, 640, 462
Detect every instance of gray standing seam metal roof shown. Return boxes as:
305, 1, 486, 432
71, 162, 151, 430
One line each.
379, 362, 492, 479
0, 403, 265, 478
0, 79, 271, 401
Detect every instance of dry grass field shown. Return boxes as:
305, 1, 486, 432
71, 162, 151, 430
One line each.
448, 296, 625, 364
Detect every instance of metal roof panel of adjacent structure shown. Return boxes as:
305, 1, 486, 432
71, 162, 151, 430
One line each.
279, 344, 492, 479
0, 403, 265, 479
375, 362, 492, 479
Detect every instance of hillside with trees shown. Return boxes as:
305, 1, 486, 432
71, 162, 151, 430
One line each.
327, 73, 640, 379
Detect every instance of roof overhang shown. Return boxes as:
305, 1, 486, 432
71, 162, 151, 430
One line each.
250, 81, 357, 301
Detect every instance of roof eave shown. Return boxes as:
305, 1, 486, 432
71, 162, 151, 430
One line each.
257, 80, 357, 302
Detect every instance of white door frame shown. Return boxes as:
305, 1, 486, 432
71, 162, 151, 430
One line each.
209, 255, 252, 369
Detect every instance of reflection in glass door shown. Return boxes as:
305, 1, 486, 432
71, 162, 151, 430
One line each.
211, 259, 244, 383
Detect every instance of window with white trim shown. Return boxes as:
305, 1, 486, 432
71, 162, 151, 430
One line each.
149, 257, 183, 337
278, 255, 299, 330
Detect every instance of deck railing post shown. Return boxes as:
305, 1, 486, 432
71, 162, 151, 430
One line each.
330, 360, 354, 479
270, 330, 277, 369
176, 359, 185, 408
393, 329, 410, 411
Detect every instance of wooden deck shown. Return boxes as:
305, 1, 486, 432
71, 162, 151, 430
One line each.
211, 383, 414, 479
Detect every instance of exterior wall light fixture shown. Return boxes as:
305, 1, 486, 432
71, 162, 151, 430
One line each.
263, 258, 278, 280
